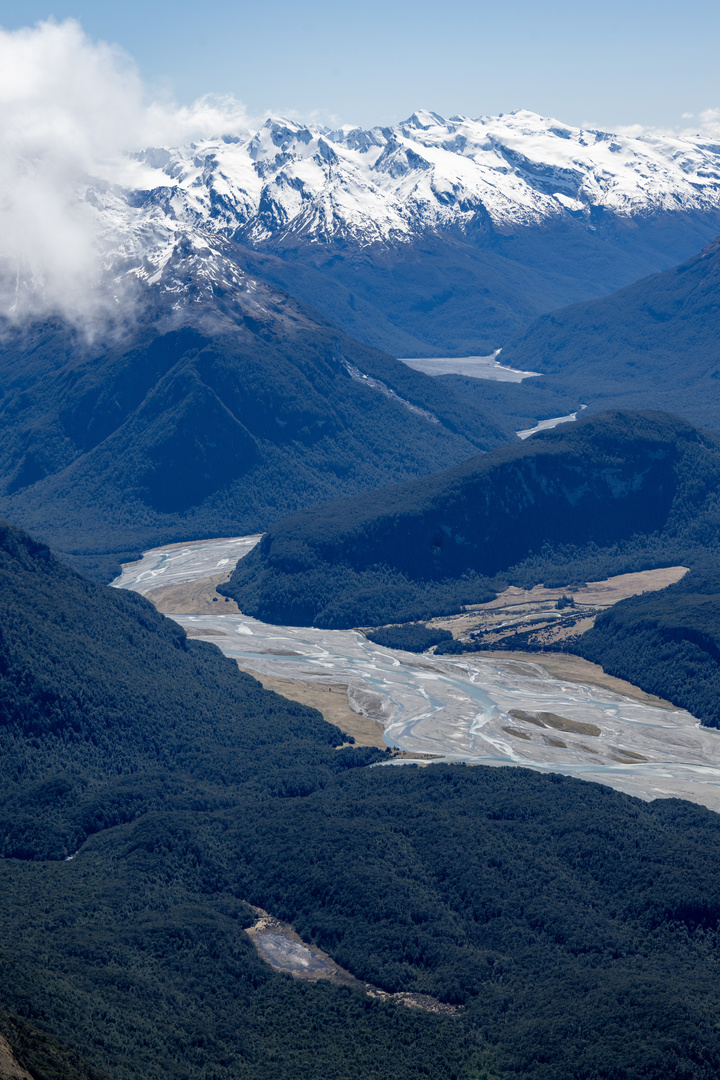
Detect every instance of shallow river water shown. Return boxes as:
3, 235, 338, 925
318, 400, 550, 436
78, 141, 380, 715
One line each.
114, 536, 720, 812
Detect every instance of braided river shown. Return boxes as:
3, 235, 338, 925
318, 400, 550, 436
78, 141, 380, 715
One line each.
114, 535, 720, 812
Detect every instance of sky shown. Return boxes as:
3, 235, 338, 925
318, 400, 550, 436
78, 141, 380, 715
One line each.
0, 0, 718, 132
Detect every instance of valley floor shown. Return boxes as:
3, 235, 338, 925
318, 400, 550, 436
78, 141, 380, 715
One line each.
114, 539, 720, 812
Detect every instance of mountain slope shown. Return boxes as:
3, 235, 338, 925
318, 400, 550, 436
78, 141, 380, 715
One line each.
0, 237, 511, 579
500, 236, 720, 427
221, 410, 720, 626
0, 518, 363, 862
0, 518, 473, 1080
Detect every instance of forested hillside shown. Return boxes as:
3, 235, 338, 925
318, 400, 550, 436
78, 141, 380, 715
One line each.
222, 410, 720, 626
0, 267, 510, 581
5, 518, 720, 1078
0, 518, 367, 861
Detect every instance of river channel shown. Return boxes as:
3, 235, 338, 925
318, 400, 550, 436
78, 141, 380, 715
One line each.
113, 536, 720, 813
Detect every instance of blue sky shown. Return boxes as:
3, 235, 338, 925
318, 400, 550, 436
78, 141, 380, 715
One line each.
0, 0, 718, 131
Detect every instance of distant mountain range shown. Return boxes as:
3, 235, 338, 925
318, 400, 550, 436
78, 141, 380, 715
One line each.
140, 109, 720, 247
5, 110, 720, 574
121, 109, 720, 353
32, 107, 720, 359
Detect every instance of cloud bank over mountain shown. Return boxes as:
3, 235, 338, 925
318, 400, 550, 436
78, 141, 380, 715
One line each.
0, 19, 251, 327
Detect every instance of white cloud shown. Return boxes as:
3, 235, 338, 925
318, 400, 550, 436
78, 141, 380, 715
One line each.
614, 123, 647, 138
616, 109, 720, 142
0, 18, 253, 328
689, 108, 720, 139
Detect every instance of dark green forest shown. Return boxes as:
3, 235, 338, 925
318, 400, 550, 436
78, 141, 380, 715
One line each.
0, 1009, 112, 1080
365, 623, 454, 652
5, 518, 720, 1078
222, 410, 720, 626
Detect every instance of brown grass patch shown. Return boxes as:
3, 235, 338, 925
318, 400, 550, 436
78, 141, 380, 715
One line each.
609, 747, 648, 763
508, 709, 547, 727
538, 712, 601, 737
502, 726, 532, 741
236, 668, 387, 748
148, 573, 240, 615
509, 708, 600, 736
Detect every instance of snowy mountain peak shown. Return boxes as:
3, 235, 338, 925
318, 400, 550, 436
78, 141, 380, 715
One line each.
124, 108, 720, 254
401, 109, 448, 130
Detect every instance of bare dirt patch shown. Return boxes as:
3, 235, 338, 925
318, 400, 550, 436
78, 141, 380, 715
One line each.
246, 907, 362, 989
0, 1035, 32, 1080
246, 906, 460, 1016
149, 573, 240, 615
236, 669, 387, 748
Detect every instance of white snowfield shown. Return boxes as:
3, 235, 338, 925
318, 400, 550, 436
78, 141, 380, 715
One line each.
130, 108, 720, 248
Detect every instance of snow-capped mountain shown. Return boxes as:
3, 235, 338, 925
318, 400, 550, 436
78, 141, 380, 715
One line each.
9, 109, 720, 355
132, 109, 720, 247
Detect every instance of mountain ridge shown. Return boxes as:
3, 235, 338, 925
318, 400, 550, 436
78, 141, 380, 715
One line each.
498, 234, 720, 427
221, 410, 720, 627
119, 108, 720, 352
13, 108, 720, 356
137, 109, 720, 245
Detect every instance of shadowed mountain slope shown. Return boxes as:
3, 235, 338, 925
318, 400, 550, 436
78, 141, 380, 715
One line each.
0, 518, 362, 862
0, 244, 511, 580
0, 1010, 112, 1080
500, 236, 720, 427
221, 411, 720, 626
